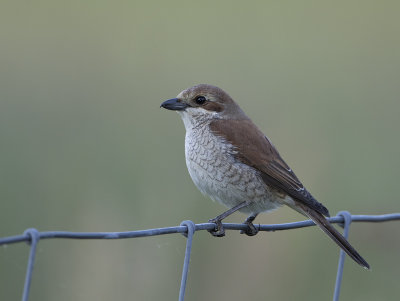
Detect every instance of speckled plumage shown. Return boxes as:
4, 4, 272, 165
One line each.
181, 111, 283, 215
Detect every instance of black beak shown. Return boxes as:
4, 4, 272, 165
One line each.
160, 98, 188, 111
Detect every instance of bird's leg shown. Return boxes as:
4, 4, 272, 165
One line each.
208, 201, 249, 237
240, 214, 259, 236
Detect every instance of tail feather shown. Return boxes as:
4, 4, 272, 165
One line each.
294, 202, 370, 269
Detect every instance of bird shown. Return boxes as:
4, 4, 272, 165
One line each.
160, 84, 369, 269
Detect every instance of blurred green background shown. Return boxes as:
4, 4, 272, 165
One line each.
1, 1, 399, 300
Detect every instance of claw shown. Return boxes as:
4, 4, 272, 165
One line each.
240, 214, 259, 236
240, 221, 259, 236
208, 218, 226, 237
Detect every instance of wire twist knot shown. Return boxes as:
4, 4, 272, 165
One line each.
180, 220, 196, 238
337, 211, 352, 229
23, 228, 40, 246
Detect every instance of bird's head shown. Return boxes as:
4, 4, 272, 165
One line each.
161, 84, 247, 129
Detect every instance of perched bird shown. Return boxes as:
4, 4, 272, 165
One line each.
161, 84, 369, 269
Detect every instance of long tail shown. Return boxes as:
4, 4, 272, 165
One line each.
293, 202, 370, 269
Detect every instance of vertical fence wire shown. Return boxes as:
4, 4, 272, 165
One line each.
333, 211, 352, 301
179, 221, 196, 301
22, 229, 40, 301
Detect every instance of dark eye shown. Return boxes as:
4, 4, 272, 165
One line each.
195, 96, 207, 105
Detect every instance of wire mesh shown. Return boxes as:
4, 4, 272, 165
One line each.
0, 212, 399, 301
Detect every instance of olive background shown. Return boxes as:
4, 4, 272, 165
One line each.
1, 1, 399, 300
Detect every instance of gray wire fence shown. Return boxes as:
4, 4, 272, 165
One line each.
1, 211, 399, 301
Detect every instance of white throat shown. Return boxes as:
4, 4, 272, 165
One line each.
178, 108, 219, 131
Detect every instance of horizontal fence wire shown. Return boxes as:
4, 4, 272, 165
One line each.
0, 212, 399, 301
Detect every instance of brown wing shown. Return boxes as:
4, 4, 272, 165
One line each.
210, 119, 330, 217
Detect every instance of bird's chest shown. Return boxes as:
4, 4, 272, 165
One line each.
184, 127, 266, 207
185, 128, 233, 188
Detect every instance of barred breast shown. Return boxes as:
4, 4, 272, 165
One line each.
184, 125, 283, 215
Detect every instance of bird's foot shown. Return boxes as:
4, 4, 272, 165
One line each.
240, 215, 259, 236
240, 221, 259, 236
208, 218, 225, 237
